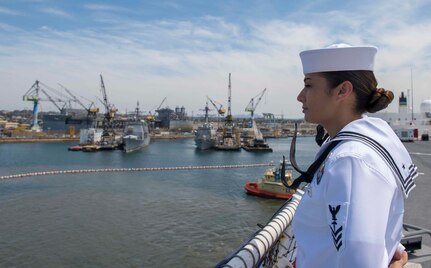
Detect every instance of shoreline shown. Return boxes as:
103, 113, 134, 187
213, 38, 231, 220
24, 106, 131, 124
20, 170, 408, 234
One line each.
0, 137, 79, 143
0, 135, 195, 144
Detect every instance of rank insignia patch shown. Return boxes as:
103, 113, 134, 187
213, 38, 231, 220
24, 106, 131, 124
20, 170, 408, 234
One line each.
326, 202, 349, 252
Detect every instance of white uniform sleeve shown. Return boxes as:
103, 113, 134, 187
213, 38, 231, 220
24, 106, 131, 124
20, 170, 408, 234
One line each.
323, 155, 396, 268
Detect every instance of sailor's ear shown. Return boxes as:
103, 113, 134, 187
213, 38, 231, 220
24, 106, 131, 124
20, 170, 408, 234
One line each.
336, 81, 353, 99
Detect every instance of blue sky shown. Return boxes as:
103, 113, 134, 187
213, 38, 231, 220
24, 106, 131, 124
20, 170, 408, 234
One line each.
1, 0, 431, 118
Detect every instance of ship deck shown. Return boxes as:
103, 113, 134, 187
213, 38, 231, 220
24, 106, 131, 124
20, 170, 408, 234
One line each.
403, 141, 431, 267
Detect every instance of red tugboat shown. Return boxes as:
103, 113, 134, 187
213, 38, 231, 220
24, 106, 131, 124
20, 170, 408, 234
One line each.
244, 158, 295, 199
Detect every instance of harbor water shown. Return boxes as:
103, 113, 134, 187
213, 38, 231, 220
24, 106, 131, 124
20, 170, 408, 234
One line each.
0, 137, 318, 267
1, 138, 430, 267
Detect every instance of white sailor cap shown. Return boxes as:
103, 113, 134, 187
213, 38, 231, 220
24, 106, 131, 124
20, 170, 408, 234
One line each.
300, 43, 378, 75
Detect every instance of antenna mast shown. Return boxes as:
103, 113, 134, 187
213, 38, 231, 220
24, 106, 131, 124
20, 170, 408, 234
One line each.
411, 67, 414, 124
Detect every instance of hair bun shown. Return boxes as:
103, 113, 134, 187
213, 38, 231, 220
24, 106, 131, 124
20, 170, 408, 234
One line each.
366, 88, 394, 113
375, 88, 394, 101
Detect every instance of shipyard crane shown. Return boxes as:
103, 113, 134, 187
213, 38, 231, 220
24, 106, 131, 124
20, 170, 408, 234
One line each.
206, 96, 225, 116
100, 75, 109, 114
213, 73, 241, 149
99, 74, 118, 138
245, 88, 267, 120
23, 80, 69, 131
154, 97, 167, 113
245, 88, 267, 141
59, 84, 100, 122
145, 97, 167, 121
226, 73, 233, 124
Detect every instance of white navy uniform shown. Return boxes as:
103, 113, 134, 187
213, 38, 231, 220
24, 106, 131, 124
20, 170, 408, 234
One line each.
292, 116, 417, 268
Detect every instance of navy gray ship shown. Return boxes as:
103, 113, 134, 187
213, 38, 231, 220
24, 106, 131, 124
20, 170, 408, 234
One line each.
195, 124, 216, 150
194, 101, 217, 150
122, 102, 151, 153
122, 120, 150, 153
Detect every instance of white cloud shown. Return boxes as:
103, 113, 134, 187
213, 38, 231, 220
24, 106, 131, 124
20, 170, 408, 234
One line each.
1, 1, 431, 117
39, 7, 72, 18
83, 3, 129, 12
0, 23, 20, 32
0, 6, 21, 15
84, 4, 117, 11
159, 1, 181, 10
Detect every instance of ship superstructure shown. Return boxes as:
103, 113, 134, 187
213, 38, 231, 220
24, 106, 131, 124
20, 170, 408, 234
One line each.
194, 100, 217, 150
371, 91, 431, 141
156, 105, 193, 132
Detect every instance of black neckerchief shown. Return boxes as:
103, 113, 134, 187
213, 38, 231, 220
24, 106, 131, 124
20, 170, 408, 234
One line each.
282, 124, 339, 190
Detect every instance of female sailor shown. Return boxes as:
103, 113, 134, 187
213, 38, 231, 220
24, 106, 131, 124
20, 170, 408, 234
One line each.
291, 44, 417, 268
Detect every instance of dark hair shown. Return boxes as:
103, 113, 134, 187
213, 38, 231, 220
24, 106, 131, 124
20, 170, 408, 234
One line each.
320, 71, 394, 113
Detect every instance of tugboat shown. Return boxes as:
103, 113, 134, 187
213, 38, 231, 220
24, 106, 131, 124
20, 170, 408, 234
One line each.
122, 102, 151, 153
244, 157, 294, 199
